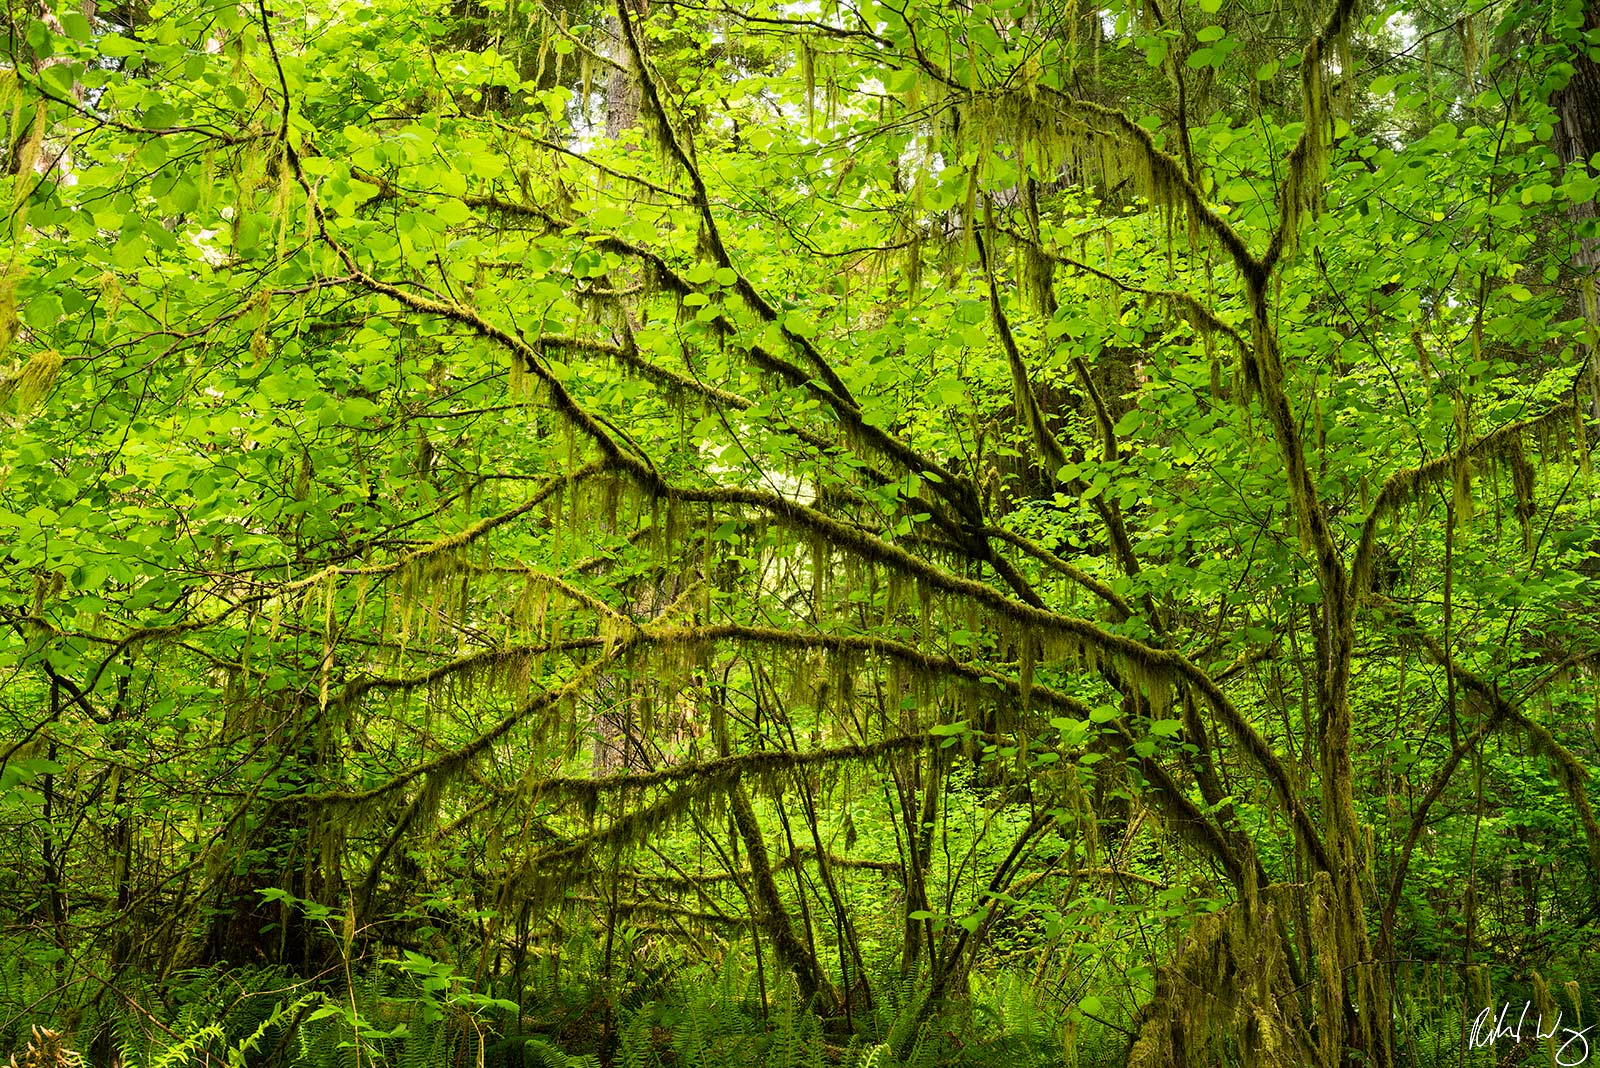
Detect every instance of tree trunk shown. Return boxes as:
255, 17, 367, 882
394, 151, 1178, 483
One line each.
728, 779, 839, 1014
1554, 0, 1600, 419
604, 0, 647, 139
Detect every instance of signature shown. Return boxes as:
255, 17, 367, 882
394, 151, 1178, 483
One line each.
1470, 1002, 1594, 1066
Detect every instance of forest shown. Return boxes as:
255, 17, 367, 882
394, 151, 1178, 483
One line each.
2, 0, 1599, 1063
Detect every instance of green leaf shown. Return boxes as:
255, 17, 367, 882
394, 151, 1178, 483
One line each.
97, 33, 141, 57
434, 198, 472, 225
782, 310, 815, 336
61, 11, 92, 39
1561, 174, 1600, 204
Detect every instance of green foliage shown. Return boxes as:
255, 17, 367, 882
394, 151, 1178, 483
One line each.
3, 0, 1600, 1065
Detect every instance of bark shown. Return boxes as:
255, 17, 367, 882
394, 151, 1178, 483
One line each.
728, 778, 839, 1014
1554, 0, 1600, 419
893, 745, 939, 980
604, 0, 647, 140
201, 703, 330, 973
707, 669, 837, 1014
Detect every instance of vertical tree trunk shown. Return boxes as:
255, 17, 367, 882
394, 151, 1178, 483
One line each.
1554, 1, 1600, 418
37, 679, 70, 972
728, 779, 838, 1014
604, 0, 647, 140
709, 670, 837, 1014
40, 743, 68, 970
893, 747, 939, 981
202, 699, 328, 972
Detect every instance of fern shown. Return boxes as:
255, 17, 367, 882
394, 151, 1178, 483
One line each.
90, 954, 1091, 1068
879, 981, 925, 1060
488, 1034, 599, 1067
673, 991, 711, 1068
144, 1022, 226, 1068
768, 984, 796, 1068
396, 1003, 445, 1068
618, 1008, 660, 1068
850, 1043, 894, 1068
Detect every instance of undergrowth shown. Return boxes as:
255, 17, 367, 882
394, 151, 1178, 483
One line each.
3, 948, 1085, 1068
5, 946, 1565, 1068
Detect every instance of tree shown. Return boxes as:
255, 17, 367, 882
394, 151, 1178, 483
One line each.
2, 0, 1599, 1064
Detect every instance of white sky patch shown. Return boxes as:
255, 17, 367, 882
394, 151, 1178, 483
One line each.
189, 228, 228, 266
700, 432, 815, 505
1384, 10, 1421, 52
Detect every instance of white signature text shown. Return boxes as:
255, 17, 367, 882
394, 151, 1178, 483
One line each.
1470, 1002, 1594, 1066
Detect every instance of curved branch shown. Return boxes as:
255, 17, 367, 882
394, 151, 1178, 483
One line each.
1353, 401, 1575, 596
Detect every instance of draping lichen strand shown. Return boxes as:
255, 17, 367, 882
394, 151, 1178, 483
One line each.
185, 0, 1600, 1058
1127, 895, 1311, 1068
1353, 402, 1575, 596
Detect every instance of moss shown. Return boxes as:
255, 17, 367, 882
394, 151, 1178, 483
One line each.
1353, 402, 1573, 596
1127, 893, 1312, 1068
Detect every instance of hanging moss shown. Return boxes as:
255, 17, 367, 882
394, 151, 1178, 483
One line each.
0, 347, 62, 409
1353, 401, 1574, 595
1126, 895, 1312, 1068
1507, 437, 1536, 552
